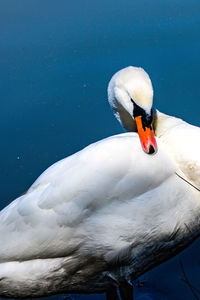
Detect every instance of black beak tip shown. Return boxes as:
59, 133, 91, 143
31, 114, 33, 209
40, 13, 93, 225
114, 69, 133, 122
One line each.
148, 145, 156, 155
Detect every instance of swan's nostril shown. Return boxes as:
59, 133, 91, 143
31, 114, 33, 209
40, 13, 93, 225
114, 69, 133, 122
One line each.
148, 145, 155, 154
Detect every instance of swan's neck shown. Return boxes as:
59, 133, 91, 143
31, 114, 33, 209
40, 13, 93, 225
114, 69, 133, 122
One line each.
154, 111, 184, 138
155, 111, 200, 190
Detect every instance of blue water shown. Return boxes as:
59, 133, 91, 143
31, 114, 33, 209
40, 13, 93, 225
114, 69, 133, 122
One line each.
1, 0, 200, 299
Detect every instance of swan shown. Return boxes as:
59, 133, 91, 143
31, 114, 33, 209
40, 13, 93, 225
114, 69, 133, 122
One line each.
0, 66, 200, 300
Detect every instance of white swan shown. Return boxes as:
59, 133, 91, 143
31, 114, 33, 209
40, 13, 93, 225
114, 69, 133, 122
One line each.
0, 66, 200, 300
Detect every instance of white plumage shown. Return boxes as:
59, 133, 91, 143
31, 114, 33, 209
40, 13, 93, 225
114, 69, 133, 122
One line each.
0, 66, 200, 299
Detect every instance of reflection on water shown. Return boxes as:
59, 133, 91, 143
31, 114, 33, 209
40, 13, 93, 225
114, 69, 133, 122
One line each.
1, 0, 200, 299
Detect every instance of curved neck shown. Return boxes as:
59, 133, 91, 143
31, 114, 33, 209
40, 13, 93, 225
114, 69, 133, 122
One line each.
155, 110, 200, 190
153, 111, 184, 138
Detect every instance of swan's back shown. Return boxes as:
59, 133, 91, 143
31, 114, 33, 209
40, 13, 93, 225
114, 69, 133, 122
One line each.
0, 133, 175, 264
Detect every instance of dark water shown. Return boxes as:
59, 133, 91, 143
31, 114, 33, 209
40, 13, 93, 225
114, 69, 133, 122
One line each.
1, 0, 200, 299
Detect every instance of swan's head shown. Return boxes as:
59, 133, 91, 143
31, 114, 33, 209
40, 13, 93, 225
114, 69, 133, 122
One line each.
108, 66, 157, 154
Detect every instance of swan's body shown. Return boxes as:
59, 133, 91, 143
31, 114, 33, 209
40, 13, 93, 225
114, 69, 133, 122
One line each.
0, 67, 200, 299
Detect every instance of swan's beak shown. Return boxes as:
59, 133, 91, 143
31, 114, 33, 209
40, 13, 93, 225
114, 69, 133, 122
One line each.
135, 115, 157, 154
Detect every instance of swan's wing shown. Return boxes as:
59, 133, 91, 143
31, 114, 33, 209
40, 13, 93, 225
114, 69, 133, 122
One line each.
0, 133, 175, 262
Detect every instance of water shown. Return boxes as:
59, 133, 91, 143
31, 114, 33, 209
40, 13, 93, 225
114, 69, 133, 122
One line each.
1, 0, 200, 299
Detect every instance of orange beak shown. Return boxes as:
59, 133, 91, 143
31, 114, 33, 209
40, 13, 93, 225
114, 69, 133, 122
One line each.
135, 115, 157, 154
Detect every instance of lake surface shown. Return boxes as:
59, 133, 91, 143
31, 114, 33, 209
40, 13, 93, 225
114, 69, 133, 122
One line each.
1, 0, 200, 299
